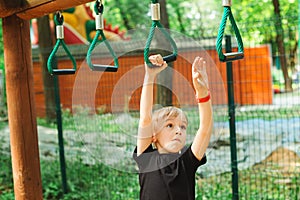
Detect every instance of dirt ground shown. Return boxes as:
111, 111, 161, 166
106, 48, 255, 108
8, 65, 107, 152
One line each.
253, 147, 300, 184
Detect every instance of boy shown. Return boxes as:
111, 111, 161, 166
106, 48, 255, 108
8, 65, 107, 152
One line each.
133, 54, 213, 200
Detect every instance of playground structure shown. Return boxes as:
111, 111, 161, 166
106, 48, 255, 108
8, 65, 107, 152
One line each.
0, 0, 248, 199
2, 0, 298, 199
30, 4, 127, 46
0, 0, 94, 199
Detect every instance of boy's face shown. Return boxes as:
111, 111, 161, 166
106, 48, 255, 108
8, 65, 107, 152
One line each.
155, 114, 187, 153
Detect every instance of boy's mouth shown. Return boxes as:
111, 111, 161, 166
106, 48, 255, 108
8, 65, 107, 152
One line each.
172, 138, 181, 142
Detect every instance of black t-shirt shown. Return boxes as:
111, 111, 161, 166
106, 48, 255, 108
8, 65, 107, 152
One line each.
133, 145, 207, 200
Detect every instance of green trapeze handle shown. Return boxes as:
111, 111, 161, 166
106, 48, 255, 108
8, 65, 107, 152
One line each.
86, 1, 119, 72
87, 30, 119, 72
216, 6, 244, 62
144, 1, 178, 67
47, 12, 76, 75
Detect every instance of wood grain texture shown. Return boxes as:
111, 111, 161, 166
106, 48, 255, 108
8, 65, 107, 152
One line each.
0, 0, 93, 19
2, 15, 43, 200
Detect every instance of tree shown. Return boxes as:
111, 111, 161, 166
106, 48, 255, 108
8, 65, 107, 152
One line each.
272, 0, 292, 91
99, 0, 298, 91
37, 16, 57, 122
104, 0, 149, 30
108, 0, 134, 30
156, 0, 173, 106
167, 0, 221, 37
0, 19, 3, 66
233, 0, 296, 91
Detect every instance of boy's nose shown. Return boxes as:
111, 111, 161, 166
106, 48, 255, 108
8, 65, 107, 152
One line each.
175, 126, 182, 135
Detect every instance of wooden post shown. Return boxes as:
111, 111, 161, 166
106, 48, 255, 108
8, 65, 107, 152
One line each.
2, 15, 43, 199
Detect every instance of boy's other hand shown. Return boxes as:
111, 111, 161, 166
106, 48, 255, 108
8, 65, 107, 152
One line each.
192, 57, 209, 98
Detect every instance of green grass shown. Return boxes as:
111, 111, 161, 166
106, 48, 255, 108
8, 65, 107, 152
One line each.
0, 120, 7, 130
37, 108, 138, 133
0, 150, 139, 200
197, 168, 299, 200
1, 104, 299, 199
41, 159, 139, 200
0, 150, 13, 199
1, 148, 298, 200
234, 106, 300, 121
36, 103, 300, 135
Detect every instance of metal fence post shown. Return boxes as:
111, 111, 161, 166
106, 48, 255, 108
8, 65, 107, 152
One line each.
53, 58, 68, 194
225, 35, 239, 200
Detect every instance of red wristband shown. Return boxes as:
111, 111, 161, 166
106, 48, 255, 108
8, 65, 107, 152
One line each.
196, 91, 211, 103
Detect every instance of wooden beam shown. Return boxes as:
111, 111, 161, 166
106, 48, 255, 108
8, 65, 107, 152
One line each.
0, 0, 93, 19
2, 15, 43, 199
0, 0, 52, 18
18, 0, 94, 19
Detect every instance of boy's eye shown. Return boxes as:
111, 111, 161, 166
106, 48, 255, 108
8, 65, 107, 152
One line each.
166, 123, 173, 128
181, 125, 187, 130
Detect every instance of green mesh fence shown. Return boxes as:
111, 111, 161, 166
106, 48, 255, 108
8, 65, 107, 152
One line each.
0, 17, 299, 200
55, 33, 298, 199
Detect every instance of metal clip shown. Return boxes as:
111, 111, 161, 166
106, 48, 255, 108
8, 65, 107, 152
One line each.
222, 0, 232, 7
96, 14, 104, 30
56, 25, 64, 39
151, 3, 160, 21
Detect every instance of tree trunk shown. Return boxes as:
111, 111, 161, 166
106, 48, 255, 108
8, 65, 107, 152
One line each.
175, 6, 186, 34
272, 0, 293, 91
156, 0, 173, 106
115, 0, 133, 30
289, 36, 298, 73
37, 16, 56, 122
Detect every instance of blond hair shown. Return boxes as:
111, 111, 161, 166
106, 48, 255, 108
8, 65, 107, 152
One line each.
152, 106, 188, 134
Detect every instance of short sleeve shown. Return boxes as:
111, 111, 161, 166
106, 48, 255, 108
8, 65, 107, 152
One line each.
133, 145, 153, 161
182, 145, 207, 173
133, 145, 160, 173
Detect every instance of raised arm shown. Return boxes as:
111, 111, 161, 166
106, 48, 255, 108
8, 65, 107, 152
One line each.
137, 54, 167, 155
191, 57, 213, 160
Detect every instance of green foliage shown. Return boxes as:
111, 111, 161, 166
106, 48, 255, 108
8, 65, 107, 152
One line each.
0, 149, 14, 199
197, 168, 300, 200
0, 148, 139, 200
41, 158, 139, 200
0, 19, 3, 68
2, 147, 297, 199
167, 0, 222, 37
1, 102, 300, 200
0, 19, 6, 113
37, 117, 57, 129
91, 0, 150, 31
98, 0, 298, 52
88, 0, 223, 37
232, 0, 298, 46
0, 121, 6, 130
235, 105, 300, 121
38, 107, 138, 133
